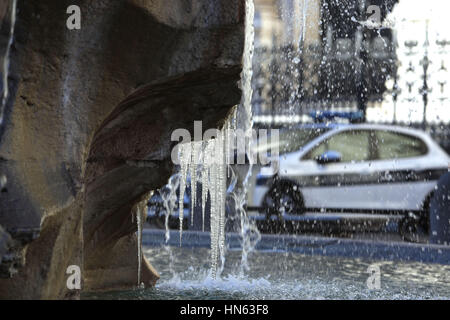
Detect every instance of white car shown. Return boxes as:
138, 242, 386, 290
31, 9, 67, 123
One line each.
249, 124, 449, 233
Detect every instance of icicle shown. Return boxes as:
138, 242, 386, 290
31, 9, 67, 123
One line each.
178, 143, 191, 246
0, 0, 17, 125
218, 146, 226, 272
202, 131, 229, 279
209, 155, 218, 277
201, 141, 213, 232
226, 121, 231, 178
190, 142, 201, 226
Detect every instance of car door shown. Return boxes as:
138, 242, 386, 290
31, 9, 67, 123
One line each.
367, 130, 433, 211
295, 129, 376, 211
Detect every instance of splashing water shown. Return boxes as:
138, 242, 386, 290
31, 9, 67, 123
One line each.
0, 0, 17, 125
351, 15, 396, 30
83, 247, 450, 300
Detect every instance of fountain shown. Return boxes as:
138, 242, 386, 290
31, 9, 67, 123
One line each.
1, 0, 450, 301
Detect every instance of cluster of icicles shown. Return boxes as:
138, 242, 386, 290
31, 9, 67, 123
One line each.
177, 125, 234, 279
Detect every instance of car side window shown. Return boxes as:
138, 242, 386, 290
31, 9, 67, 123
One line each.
303, 141, 327, 161
375, 131, 428, 160
303, 130, 370, 163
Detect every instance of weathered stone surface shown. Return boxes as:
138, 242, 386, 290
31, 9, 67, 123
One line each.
0, 225, 11, 266
0, 0, 244, 299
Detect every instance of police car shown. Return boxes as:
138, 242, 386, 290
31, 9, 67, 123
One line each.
249, 124, 450, 239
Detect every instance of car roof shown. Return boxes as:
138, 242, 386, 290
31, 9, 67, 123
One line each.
279, 123, 445, 152
259, 122, 444, 151
330, 123, 431, 139
277, 122, 347, 131
275, 123, 430, 138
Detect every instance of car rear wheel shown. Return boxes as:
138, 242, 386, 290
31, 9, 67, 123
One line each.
399, 215, 428, 243
264, 180, 305, 220
399, 193, 432, 243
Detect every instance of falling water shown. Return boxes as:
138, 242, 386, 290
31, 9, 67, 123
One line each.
164, 0, 257, 279
234, 0, 260, 276
237, 0, 255, 144
300, 0, 308, 47
160, 174, 180, 279
0, 0, 17, 125
161, 174, 180, 244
